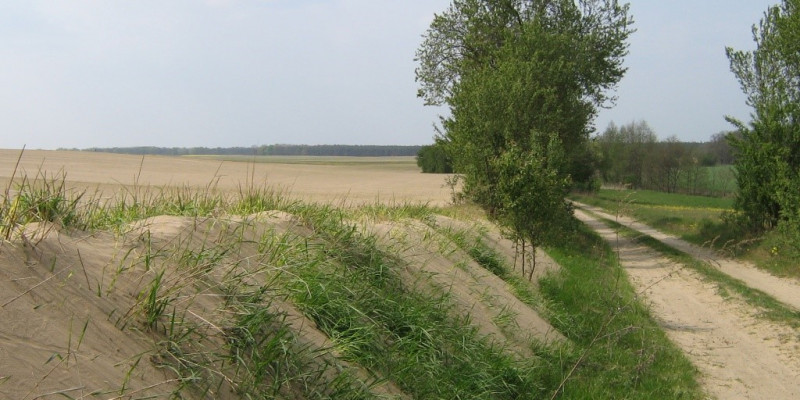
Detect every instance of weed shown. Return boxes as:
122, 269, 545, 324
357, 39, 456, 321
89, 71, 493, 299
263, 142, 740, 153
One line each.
141, 269, 172, 330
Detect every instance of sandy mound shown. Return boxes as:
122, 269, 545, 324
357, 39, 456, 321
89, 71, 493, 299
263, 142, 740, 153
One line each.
1, 211, 562, 398
431, 215, 561, 282
364, 218, 565, 357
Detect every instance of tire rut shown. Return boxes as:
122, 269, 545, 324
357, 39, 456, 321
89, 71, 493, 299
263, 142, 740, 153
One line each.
573, 201, 800, 311
574, 208, 800, 399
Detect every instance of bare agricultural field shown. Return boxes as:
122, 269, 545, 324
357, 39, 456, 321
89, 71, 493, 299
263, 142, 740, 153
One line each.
0, 149, 453, 206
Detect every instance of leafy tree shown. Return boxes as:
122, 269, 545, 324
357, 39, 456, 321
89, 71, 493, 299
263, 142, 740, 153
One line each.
648, 136, 687, 193
726, 0, 800, 232
596, 120, 656, 188
707, 131, 736, 165
416, 0, 632, 270
416, 143, 454, 173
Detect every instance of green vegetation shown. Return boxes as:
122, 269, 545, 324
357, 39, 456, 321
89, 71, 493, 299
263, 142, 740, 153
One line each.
416, 0, 632, 269
573, 188, 732, 212
1, 167, 706, 398
595, 121, 737, 197
439, 219, 702, 398
540, 226, 701, 398
595, 216, 800, 327
571, 189, 800, 279
571, 189, 733, 246
726, 0, 800, 249
416, 142, 453, 173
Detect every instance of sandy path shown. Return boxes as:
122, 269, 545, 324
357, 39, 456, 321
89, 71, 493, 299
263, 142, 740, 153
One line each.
573, 201, 800, 311
574, 209, 800, 399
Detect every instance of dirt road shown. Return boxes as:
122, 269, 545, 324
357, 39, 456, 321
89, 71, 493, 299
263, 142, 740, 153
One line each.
573, 202, 800, 311
573, 206, 800, 399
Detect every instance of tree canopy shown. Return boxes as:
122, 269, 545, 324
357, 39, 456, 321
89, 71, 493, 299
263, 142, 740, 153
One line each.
416, 0, 633, 256
726, 0, 800, 233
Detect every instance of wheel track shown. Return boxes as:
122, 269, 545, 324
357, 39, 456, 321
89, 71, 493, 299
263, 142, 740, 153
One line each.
574, 207, 800, 399
573, 201, 800, 311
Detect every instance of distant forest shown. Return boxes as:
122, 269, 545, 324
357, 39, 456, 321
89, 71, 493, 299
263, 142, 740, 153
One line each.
70, 145, 423, 157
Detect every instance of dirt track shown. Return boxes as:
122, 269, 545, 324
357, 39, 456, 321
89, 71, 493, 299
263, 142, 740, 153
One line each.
574, 202, 800, 311
574, 206, 800, 399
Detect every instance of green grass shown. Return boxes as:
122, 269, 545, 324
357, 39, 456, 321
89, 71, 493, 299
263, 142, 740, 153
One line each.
1, 166, 706, 399
278, 204, 564, 399
597, 216, 800, 327
542, 226, 702, 398
435, 219, 704, 399
676, 165, 737, 197
573, 188, 733, 210
570, 189, 731, 247
571, 188, 800, 279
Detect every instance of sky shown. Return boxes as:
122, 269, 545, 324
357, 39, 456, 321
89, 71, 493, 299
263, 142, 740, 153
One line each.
0, 0, 779, 150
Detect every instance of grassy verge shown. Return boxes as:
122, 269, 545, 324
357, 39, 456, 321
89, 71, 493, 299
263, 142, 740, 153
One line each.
437, 217, 704, 399
595, 216, 800, 327
570, 189, 800, 279
1, 164, 705, 399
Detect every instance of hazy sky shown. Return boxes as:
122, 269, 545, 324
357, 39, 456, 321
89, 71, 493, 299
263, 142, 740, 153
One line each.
0, 1, 778, 150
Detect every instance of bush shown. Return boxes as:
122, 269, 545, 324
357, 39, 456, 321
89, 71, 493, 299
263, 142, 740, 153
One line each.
416, 143, 453, 173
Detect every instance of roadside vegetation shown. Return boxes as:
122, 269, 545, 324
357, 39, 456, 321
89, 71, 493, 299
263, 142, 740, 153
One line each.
577, 0, 800, 280
594, 121, 737, 197
0, 165, 705, 399
585, 211, 800, 327
570, 189, 800, 279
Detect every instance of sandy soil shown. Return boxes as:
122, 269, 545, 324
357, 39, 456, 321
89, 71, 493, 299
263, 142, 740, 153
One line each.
0, 149, 453, 206
573, 201, 800, 311
574, 208, 800, 399
0, 149, 559, 398
366, 218, 565, 356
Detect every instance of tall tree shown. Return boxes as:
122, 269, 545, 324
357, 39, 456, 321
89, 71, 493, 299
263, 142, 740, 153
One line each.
727, 0, 800, 231
416, 0, 632, 260
596, 120, 656, 188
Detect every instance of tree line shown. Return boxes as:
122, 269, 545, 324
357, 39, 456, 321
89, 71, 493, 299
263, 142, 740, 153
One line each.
419, 122, 738, 198
71, 145, 423, 157
595, 121, 736, 196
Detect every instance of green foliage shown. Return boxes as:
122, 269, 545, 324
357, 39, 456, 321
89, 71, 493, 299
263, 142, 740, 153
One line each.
726, 0, 800, 233
416, 142, 453, 173
596, 122, 738, 196
13, 171, 84, 228
540, 225, 703, 398
284, 207, 565, 399
493, 137, 573, 247
596, 120, 657, 188
416, 0, 633, 248
572, 188, 800, 278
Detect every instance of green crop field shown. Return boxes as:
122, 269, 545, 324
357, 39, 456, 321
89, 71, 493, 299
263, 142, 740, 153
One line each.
676, 165, 737, 197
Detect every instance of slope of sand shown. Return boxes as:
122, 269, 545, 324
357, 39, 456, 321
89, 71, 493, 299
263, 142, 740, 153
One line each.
0, 206, 560, 398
